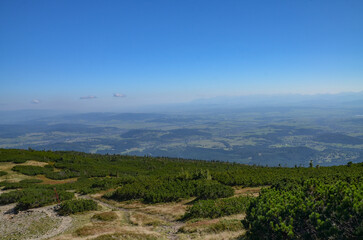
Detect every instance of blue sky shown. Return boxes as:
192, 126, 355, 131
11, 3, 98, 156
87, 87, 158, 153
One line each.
0, 0, 362, 111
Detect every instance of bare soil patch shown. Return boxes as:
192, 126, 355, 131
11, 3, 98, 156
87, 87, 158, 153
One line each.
0, 204, 72, 240
233, 186, 263, 197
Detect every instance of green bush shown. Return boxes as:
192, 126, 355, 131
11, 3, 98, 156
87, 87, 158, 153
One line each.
11, 165, 80, 180
12, 165, 48, 176
194, 181, 234, 200
142, 179, 195, 203
0, 190, 25, 205
0, 182, 24, 190
0, 179, 43, 190
105, 179, 234, 204
15, 189, 74, 211
12, 159, 28, 163
106, 182, 146, 201
0, 171, 7, 176
184, 196, 251, 219
0, 149, 61, 163
19, 179, 43, 184
45, 169, 80, 180
243, 180, 363, 240
58, 199, 98, 215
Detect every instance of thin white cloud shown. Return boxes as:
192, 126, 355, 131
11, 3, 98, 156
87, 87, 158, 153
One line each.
80, 95, 97, 100
31, 99, 40, 104
113, 93, 126, 98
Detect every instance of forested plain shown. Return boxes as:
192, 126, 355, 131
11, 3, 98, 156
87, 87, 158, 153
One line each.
1, 106, 362, 167
0, 148, 362, 239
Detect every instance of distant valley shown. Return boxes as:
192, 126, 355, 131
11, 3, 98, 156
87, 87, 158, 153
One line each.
1, 100, 362, 167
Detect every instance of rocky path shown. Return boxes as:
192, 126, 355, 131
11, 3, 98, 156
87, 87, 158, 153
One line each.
0, 203, 72, 240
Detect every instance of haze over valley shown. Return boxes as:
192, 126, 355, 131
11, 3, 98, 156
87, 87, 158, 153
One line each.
1, 92, 362, 167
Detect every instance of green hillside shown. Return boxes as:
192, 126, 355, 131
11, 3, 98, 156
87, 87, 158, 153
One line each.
0, 148, 362, 239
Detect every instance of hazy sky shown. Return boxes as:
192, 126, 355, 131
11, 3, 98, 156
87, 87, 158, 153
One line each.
1, 0, 362, 111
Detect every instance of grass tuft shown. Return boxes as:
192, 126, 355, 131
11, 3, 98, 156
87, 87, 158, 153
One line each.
93, 232, 161, 240
92, 211, 118, 221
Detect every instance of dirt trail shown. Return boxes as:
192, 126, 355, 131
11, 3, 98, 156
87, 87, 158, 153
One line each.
30, 206, 72, 240
79, 194, 187, 240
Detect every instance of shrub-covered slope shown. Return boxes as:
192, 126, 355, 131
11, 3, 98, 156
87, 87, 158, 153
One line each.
0, 148, 362, 239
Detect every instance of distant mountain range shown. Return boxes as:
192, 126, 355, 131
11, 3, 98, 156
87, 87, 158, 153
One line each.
1, 91, 362, 123
191, 91, 363, 107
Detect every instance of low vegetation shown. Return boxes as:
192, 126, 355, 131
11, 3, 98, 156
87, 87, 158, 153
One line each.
0, 190, 25, 205
130, 212, 164, 226
15, 189, 74, 211
92, 211, 118, 221
105, 179, 234, 203
12, 165, 80, 180
0, 188, 74, 211
0, 178, 43, 190
179, 219, 244, 234
0, 148, 362, 239
75, 225, 103, 237
183, 196, 251, 219
243, 180, 363, 240
57, 199, 98, 215
93, 232, 160, 240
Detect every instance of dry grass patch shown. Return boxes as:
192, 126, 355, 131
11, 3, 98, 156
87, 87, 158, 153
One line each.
93, 232, 161, 240
99, 197, 189, 221
204, 219, 244, 233
233, 186, 263, 197
0, 160, 76, 185
0, 162, 32, 182
180, 214, 246, 234
129, 212, 164, 226
74, 225, 113, 237
194, 229, 246, 240
184, 218, 219, 228
54, 209, 130, 240
0, 162, 15, 171
19, 160, 48, 167
222, 213, 246, 221
92, 191, 114, 199
92, 211, 118, 222
114, 226, 165, 240
59, 209, 98, 235
118, 198, 191, 221
140, 202, 187, 220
